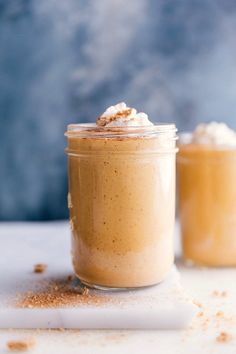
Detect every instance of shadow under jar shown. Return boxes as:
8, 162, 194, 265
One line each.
66, 124, 178, 289
178, 140, 236, 266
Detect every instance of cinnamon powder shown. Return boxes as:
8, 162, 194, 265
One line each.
33, 264, 47, 274
7, 338, 36, 351
216, 331, 232, 343
16, 276, 121, 309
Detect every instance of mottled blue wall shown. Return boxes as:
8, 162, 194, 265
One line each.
1, 0, 236, 220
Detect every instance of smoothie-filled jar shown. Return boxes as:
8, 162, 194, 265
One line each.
178, 122, 236, 266
66, 103, 178, 289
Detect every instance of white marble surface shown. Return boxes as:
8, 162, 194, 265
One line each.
0, 222, 236, 353
0, 222, 196, 329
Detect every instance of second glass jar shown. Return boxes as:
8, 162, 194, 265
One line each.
178, 141, 236, 266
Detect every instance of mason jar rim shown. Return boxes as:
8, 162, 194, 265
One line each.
65, 123, 177, 139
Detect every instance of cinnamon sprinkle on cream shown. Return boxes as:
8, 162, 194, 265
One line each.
97, 109, 133, 126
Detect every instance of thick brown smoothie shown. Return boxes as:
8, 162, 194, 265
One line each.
178, 122, 236, 266
66, 104, 177, 288
178, 144, 236, 266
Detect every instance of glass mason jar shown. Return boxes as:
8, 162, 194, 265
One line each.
65, 124, 178, 289
178, 137, 236, 266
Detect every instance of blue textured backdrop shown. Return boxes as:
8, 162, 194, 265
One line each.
1, 0, 236, 220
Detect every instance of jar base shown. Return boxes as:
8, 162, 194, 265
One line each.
76, 276, 165, 292
183, 256, 236, 268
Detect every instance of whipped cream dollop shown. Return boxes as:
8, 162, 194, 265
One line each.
192, 122, 236, 146
96, 102, 153, 127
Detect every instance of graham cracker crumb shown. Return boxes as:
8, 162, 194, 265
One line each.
34, 264, 47, 274
216, 311, 224, 318
193, 300, 203, 308
67, 275, 73, 282
197, 311, 204, 317
216, 332, 232, 343
105, 333, 127, 342
202, 318, 210, 330
7, 338, 36, 351
212, 290, 228, 297
16, 276, 121, 309
82, 287, 89, 295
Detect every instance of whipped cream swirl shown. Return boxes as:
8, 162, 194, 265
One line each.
192, 122, 236, 146
96, 102, 153, 127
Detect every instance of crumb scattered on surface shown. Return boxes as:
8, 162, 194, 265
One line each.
193, 300, 203, 308
58, 328, 65, 332
82, 287, 89, 295
216, 311, 224, 318
212, 290, 228, 298
7, 338, 36, 351
34, 264, 47, 274
104, 333, 127, 342
216, 332, 232, 343
213, 290, 219, 296
16, 277, 121, 309
197, 311, 204, 317
201, 318, 210, 330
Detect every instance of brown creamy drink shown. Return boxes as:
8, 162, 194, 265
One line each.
66, 103, 177, 289
178, 122, 236, 266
